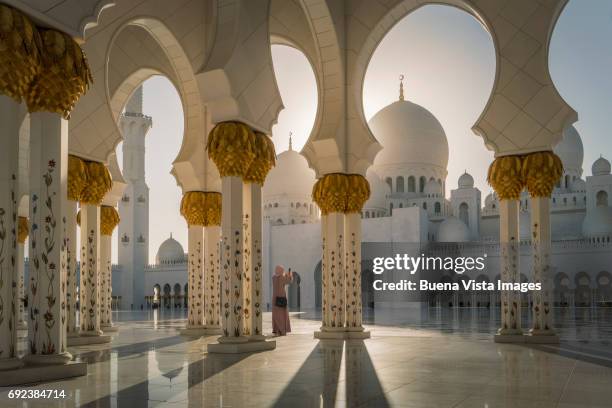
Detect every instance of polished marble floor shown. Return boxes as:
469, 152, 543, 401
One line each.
2, 307, 612, 407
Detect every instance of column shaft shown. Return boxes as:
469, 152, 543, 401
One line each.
66, 200, 79, 337
498, 199, 522, 335
0, 96, 22, 370
100, 234, 112, 329
79, 204, 102, 336
219, 176, 247, 343
187, 225, 205, 329
321, 212, 345, 330
205, 226, 221, 330
242, 183, 263, 338
344, 212, 364, 330
17, 241, 26, 330
26, 111, 71, 364
530, 197, 555, 335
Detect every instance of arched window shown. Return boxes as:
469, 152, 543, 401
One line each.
296, 202, 300, 208
365, 211, 370, 218
274, 203, 278, 208
399, 203, 403, 208
291, 202, 294, 208
291, 219, 295, 224
459, 202, 469, 226
390, 203, 393, 214
385, 177, 392, 190
597, 190, 608, 207
407, 176, 415, 192
565, 175, 570, 188
396, 176, 404, 193
422, 202, 427, 210
419, 176, 426, 193
435, 202, 441, 214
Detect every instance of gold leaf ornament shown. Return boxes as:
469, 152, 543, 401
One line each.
522, 151, 563, 198
25, 29, 92, 119
312, 173, 370, 215
0, 4, 41, 101
180, 191, 222, 227
207, 121, 256, 178
243, 131, 276, 185
487, 155, 524, 201
80, 161, 112, 205
100, 206, 120, 236
67, 155, 88, 201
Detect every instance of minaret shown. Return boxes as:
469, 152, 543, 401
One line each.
117, 87, 152, 309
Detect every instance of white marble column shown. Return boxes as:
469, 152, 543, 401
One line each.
79, 203, 102, 336
344, 212, 368, 338
99, 233, 114, 331
186, 225, 206, 332
495, 199, 523, 340
204, 225, 221, 332
0, 96, 23, 370
218, 176, 247, 344
242, 182, 264, 340
25, 111, 71, 365
528, 197, 557, 340
315, 212, 346, 338
66, 200, 79, 337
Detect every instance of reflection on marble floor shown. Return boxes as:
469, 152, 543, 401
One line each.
1, 308, 612, 407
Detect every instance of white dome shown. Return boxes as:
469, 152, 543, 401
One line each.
571, 178, 586, 192
263, 149, 315, 199
554, 125, 583, 173
424, 179, 442, 195
437, 216, 470, 242
484, 193, 496, 208
364, 169, 389, 211
582, 207, 612, 237
458, 172, 474, 189
592, 157, 611, 176
369, 100, 448, 170
156, 235, 185, 264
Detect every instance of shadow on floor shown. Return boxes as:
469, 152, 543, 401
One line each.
272, 339, 390, 407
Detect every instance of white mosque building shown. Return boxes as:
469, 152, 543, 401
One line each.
112, 89, 612, 311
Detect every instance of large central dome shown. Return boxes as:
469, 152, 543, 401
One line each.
369, 99, 449, 170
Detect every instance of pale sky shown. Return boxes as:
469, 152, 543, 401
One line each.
113, 1, 612, 263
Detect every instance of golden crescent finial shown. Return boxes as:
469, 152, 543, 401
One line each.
399, 74, 405, 101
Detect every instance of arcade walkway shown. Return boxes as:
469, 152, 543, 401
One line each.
1, 309, 612, 407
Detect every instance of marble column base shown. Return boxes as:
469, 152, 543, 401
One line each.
179, 326, 222, 337
0, 361, 86, 386
494, 334, 526, 343
67, 335, 112, 346
314, 328, 371, 340
101, 325, 119, 333
80, 329, 104, 336
0, 357, 24, 371
23, 352, 72, 366
525, 330, 560, 344
207, 338, 276, 354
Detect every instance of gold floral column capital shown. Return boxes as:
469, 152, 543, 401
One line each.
25, 28, 92, 118
67, 155, 88, 202
312, 173, 370, 215
487, 155, 525, 201
100, 206, 120, 236
80, 161, 112, 205
244, 131, 276, 185
522, 151, 563, 198
17, 216, 29, 244
181, 191, 222, 227
207, 121, 256, 178
0, 4, 42, 101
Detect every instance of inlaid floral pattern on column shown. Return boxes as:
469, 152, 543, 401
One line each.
253, 237, 262, 336
346, 231, 360, 328
222, 229, 243, 337
500, 237, 520, 332
329, 232, 344, 328
188, 239, 203, 327
321, 236, 327, 327
532, 224, 552, 332
66, 228, 75, 334
85, 228, 96, 332
206, 243, 220, 327
242, 213, 251, 336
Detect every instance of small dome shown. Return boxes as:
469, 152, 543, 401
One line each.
437, 216, 470, 242
364, 169, 389, 211
263, 149, 316, 199
484, 193, 496, 208
592, 157, 611, 176
424, 179, 442, 195
571, 178, 586, 192
156, 235, 185, 264
369, 99, 449, 170
458, 172, 474, 189
582, 207, 612, 237
554, 125, 583, 173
